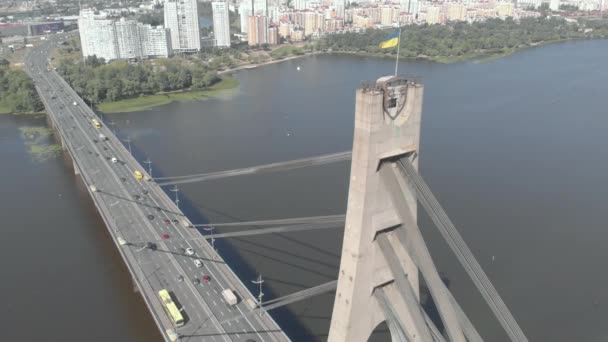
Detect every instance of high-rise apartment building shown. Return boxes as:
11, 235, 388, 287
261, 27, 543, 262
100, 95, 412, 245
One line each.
549, 0, 560, 10
268, 26, 279, 45
78, 9, 171, 61
380, 6, 399, 25
239, 0, 269, 33
496, 2, 514, 16
426, 6, 441, 24
139, 24, 172, 57
334, 0, 345, 18
400, 0, 420, 15
115, 18, 142, 59
79, 9, 119, 61
446, 3, 466, 21
164, 0, 201, 52
212, 1, 231, 47
247, 15, 268, 45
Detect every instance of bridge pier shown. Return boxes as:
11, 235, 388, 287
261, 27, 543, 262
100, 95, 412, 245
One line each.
329, 76, 430, 342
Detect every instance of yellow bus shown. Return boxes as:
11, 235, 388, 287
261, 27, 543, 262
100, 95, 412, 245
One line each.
158, 289, 185, 327
91, 119, 102, 128
134, 170, 143, 180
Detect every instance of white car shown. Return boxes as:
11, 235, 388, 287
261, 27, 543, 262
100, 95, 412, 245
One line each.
72, 101, 77, 106
185, 248, 195, 256
111, 157, 117, 163
194, 259, 203, 268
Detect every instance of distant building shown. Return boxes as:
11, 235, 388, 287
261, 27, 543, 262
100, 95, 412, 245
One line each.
28, 21, 65, 36
335, 0, 345, 18
78, 9, 171, 61
79, 10, 120, 61
496, 2, 514, 17
164, 0, 201, 52
240, 0, 271, 34
268, 26, 279, 45
139, 24, 172, 58
248, 15, 268, 45
114, 18, 142, 59
380, 6, 399, 26
426, 6, 441, 24
212, 1, 231, 47
549, 0, 560, 10
517, 0, 542, 8
446, 3, 466, 21
401, 0, 420, 15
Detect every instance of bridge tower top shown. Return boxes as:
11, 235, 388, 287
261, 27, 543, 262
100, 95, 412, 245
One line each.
329, 75, 437, 342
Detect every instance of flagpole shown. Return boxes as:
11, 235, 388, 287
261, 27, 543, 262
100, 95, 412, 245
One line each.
394, 27, 402, 76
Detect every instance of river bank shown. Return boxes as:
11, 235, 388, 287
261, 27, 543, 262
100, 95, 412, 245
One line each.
96, 77, 239, 113
96, 37, 608, 114
325, 37, 603, 64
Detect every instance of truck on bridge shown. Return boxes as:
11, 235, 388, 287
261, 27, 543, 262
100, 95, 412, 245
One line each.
222, 289, 238, 306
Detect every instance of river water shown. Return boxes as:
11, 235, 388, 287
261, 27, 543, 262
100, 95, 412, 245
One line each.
2, 39, 608, 341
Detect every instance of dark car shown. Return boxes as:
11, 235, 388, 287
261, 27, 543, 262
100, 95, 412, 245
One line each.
146, 242, 157, 250
147, 214, 154, 220
142, 190, 149, 195
133, 194, 141, 200
163, 219, 171, 224
154, 206, 162, 212
193, 278, 201, 285
172, 219, 179, 224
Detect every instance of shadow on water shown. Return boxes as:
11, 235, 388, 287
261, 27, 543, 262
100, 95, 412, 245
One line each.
105, 125, 317, 341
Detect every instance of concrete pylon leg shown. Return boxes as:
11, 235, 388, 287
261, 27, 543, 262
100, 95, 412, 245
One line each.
329, 76, 425, 342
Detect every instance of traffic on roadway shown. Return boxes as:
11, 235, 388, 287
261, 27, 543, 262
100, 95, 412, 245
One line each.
24, 34, 289, 342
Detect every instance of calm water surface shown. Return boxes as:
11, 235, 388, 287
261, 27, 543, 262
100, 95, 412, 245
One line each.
2, 39, 608, 341
0, 115, 161, 341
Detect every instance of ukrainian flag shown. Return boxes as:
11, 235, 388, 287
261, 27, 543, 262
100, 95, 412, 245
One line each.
379, 30, 400, 49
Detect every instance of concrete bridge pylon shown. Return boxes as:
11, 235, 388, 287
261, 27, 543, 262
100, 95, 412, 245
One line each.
328, 76, 466, 342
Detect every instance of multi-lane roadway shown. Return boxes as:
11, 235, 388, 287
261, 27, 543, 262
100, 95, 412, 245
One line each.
24, 35, 289, 342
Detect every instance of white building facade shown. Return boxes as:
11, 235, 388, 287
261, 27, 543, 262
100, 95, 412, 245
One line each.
79, 9, 119, 61
139, 24, 173, 57
164, 0, 201, 52
78, 9, 172, 61
212, 1, 231, 47
115, 18, 142, 59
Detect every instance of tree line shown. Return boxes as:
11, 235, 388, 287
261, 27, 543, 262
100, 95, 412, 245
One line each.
0, 62, 43, 113
57, 56, 221, 104
317, 17, 608, 59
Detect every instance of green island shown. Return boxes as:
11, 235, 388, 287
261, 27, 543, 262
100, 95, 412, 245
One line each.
0, 60, 44, 114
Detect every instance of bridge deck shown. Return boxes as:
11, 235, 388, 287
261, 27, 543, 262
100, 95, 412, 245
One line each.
25, 36, 289, 342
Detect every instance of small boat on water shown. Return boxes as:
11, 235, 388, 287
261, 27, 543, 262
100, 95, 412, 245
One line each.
297, 66, 301, 71
245, 65, 258, 70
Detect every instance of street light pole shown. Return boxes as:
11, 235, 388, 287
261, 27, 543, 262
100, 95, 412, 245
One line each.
123, 136, 132, 155
144, 158, 152, 177
203, 226, 216, 251
107, 120, 116, 135
252, 274, 264, 315
170, 186, 180, 209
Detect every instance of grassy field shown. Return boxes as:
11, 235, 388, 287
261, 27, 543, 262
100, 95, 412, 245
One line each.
97, 77, 239, 113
